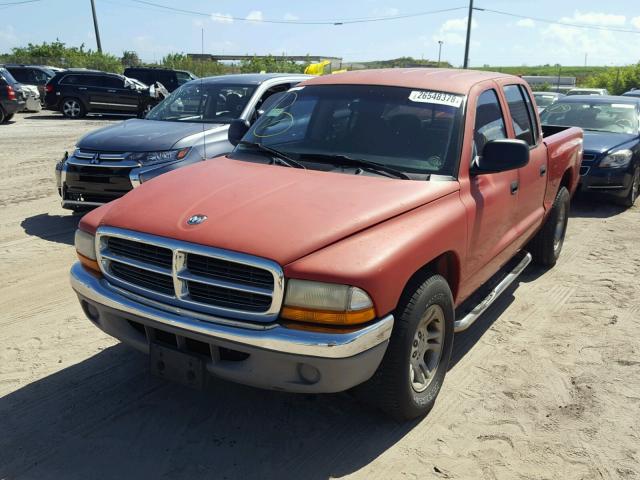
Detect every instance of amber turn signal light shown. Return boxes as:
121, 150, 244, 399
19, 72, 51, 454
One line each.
77, 252, 102, 277
281, 305, 376, 325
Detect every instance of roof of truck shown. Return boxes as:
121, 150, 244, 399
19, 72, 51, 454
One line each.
301, 68, 512, 94
195, 73, 312, 85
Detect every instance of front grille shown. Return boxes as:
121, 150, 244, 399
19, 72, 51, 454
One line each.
186, 254, 274, 289
110, 262, 174, 295
107, 237, 172, 268
97, 228, 283, 322
582, 153, 597, 162
75, 150, 129, 162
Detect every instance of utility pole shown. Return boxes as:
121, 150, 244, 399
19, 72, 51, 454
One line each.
90, 0, 102, 53
438, 40, 443, 67
463, 0, 474, 68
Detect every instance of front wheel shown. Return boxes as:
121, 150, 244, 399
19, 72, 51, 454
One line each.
618, 167, 639, 208
528, 186, 570, 267
61, 98, 85, 118
353, 273, 454, 421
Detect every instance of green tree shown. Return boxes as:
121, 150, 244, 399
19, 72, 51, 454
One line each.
121, 50, 141, 68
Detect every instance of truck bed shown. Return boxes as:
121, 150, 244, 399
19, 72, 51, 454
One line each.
541, 124, 583, 205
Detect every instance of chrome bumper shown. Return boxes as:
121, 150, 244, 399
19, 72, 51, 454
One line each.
70, 262, 394, 359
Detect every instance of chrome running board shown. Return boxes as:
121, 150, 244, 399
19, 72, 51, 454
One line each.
454, 252, 532, 333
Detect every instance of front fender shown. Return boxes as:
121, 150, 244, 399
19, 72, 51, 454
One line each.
284, 190, 467, 316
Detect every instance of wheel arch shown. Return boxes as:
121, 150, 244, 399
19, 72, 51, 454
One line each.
399, 250, 461, 306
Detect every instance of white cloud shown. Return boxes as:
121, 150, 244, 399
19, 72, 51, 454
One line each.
432, 16, 477, 46
516, 18, 535, 28
246, 10, 263, 23
210, 12, 233, 24
283, 13, 299, 21
567, 11, 626, 26
631, 16, 640, 29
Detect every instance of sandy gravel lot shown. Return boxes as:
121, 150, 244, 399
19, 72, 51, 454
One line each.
1, 110, 639, 480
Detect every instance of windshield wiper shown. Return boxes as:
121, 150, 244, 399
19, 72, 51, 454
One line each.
296, 153, 411, 180
238, 141, 306, 169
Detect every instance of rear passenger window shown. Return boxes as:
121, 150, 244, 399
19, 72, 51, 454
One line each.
519, 85, 539, 144
62, 75, 80, 85
504, 84, 535, 145
473, 89, 507, 157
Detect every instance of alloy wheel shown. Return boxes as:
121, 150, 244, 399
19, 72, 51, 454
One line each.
63, 100, 81, 118
409, 304, 445, 393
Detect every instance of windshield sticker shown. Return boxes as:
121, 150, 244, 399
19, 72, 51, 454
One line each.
409, 91, 463, 108
266, 108, 284, 117
611, 104, 635, 109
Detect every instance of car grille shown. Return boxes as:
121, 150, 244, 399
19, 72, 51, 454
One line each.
582, 153, 597, 162
96, 227, 284, 322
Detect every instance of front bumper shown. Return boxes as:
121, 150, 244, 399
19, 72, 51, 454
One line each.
70, 263, 393, 393
579, 165, 634, 198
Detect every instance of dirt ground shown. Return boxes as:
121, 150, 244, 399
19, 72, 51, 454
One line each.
0, 110, 639, 480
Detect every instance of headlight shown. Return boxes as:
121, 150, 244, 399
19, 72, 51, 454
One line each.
130, 147, 191, 166
75, 229, 101, 275
600, 149, 632, 168
281, 279, 376, 325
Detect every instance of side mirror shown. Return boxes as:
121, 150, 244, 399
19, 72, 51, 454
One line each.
471, 139, 529, 174
228, 119, 250, 147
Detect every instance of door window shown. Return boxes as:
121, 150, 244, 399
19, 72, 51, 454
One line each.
100, 76, 124, 88
176, 71, 192, 86
473, 89, 507, 157
8, 68, 29, 83
504, 85, 536, 145
519, 85, 539, 144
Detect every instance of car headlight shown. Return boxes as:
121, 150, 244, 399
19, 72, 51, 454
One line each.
600, 149, 632, 168
281, 279, 376, 325
130, 147, 191, 166
75, 229, 101, 275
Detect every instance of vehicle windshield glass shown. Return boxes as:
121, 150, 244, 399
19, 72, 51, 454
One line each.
540, 101, 639, 134
146, 83, 256, 123
534, 94, 557, 107
235, 84, 464, 176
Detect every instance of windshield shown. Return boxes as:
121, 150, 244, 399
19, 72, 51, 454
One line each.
534, 94, 557, 108
236, 84, 464, 176
540, 101, 639, 134
146, 83, 256, 123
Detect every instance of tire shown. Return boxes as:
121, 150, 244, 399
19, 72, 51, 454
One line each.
353, 273, 454, 421
0, 107, 5, 124
618, 166, 639, 208
528, 186, 570, 267
61, 98, 86, 118
5, 113, 14, 122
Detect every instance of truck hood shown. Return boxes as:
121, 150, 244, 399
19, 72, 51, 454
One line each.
77, 119, 227, 152
99, 158, 459, 266
582, 131, 638, 155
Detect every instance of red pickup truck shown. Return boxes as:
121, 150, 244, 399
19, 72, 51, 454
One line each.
71, 69, 583, 420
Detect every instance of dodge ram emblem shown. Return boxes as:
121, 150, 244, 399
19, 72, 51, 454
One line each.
187, 214, 208, 225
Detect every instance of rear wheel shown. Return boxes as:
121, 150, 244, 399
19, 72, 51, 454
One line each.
529, 186, 570, 267
0, 107, 5, 124
618, 166, 639, 208
353, 273, 454, 421
62, 98, 85, 118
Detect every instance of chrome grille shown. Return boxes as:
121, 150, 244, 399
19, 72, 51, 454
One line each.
96, 227, 284, 322
70, 150, 139, 168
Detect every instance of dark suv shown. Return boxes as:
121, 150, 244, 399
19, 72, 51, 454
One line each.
0, 67, 26, 123
4, 64, 57, 99
123, 67, 197, 92
44, 69, 159, 118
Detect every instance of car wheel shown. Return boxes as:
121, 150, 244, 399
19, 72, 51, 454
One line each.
62, 98, 85, 118
5, 113, 14, 122
528, 186, 570, 267
352, 273, 454, 421
0, 107, 5, 124
618, 166, 639, 208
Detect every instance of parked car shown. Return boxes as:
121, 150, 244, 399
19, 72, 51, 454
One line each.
43, 69, 162, 118
622, 89, 640, 98
532, 91, 563, 113
70, 69, 583, 420
19, 84, 42, 112
3, 64, 57, 100
55, 73, 310, 211
123, 67, 197, 92
541, 95, 640, 207
0, 67, 26, 123
566, 88, 609, 96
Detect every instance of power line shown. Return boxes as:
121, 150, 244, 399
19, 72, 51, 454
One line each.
129, 1, 467, 25
479, 7, 640, 34
0, 0, 42, 5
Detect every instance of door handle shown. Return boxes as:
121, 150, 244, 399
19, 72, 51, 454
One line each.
539, 165, 547, 176
107, 89, 116, 93
510, 180, 519, 195
78, 87, 87, 90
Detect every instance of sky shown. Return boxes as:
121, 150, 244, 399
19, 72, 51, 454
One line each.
1, 0, 639, 67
